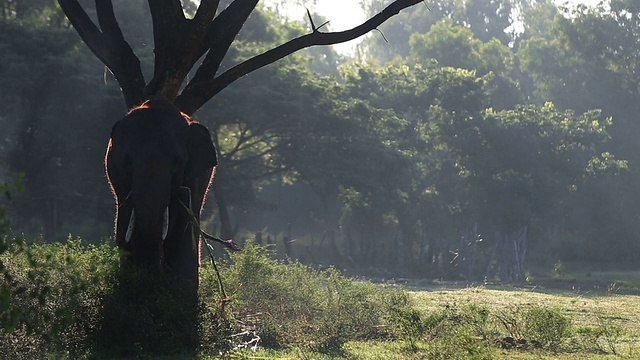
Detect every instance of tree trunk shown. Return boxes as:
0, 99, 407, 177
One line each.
212, 185, 233, 239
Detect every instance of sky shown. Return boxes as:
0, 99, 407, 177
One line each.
264, 0, 604, 54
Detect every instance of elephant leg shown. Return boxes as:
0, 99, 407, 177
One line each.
164, 186, 199, 291
114, 204, 135, 268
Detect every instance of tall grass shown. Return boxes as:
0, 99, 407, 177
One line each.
0, 238, 414, 357
0, 237, 629, 358
0, 237, 117, 358
201, 242, 411, 353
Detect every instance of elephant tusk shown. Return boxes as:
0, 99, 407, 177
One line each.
125, 210, 135, 243
162, 206, 169, 240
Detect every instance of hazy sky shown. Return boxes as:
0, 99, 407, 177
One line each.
266, 0, 605, 53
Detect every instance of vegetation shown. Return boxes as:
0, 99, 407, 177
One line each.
1, 239, 639, 358
2, 0, 640, 357
1, 0, 637, 280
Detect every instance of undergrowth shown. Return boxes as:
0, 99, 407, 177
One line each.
0, 237, 630, 358
202, 242, 411, 353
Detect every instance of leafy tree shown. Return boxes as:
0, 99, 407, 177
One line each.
407, 18, 521, 109
0, 18, 120, 241
518, 0, 640, 262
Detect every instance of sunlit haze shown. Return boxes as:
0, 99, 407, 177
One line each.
264, 0, 605, 55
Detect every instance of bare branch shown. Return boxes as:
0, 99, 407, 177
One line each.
95, 0, 125, 44
373, 28, 389, 43
190, 0, 259, 84
58, 0, 109, 67
193, 0, 220, 24
59, 0, 422, 113
176, 0, 422, 114
306, 9, 317, 32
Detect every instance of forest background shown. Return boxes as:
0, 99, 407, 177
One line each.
0, 0, 637, 282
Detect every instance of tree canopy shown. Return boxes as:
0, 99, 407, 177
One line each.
0, 0, 637, 279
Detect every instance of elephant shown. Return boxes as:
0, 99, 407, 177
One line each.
105, 96, 217, 289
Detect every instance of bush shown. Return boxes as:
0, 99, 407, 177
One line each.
496, 305, 572, 352
0, 238, 426, 357
522, 306, 572, 351
200, 242, 412, 353
0, 237, 118, 358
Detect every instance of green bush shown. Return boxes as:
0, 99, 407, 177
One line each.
416, 303, 492, 359
496, 305, 572, 351
200, 242, 412, 353
522, 306, 572, 351
0, 237, 118, 358
0, 238, 427, 357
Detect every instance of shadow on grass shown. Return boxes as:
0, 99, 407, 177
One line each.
97, 269, 199, 358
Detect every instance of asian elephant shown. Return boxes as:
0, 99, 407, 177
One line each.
105, 96, 217, 289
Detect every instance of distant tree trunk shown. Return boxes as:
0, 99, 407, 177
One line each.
282, 234, 293, 259
212, 185, 233, 239
486, 227, 528, 283
255, 231, 262, 245
329, 228, 344, 266
395, 228, 406, 270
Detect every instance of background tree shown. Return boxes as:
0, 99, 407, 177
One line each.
0, 0, 636, 282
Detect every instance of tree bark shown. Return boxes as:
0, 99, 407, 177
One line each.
58, 0, 423, 113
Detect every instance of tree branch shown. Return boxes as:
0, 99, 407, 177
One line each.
189, 0, 259, 87
176, 0, 422, 115
58, 0, 146, 108
60, 0, 422, 113
193, 0, 220, 24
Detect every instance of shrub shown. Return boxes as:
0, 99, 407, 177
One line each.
522, 306, 572, 351
200, 242, 411, 353
496, 305, 572, 351
0, 238, 427, 357
0, 237, 118, 358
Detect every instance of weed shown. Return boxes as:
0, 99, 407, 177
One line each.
574, 312, 623, 355
495, 304, 572, 351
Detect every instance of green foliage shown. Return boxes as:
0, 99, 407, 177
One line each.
386, 301, 492, 356
203, 242, 412, 353
575, 313, 624, 355
0, 237, 118, 358
496, 305, 572, 352
0, 238, 635, 358
522, 306, 573, 351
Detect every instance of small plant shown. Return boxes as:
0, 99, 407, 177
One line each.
522, 306, 572, 351
575, 313, 623, 355
387, 305, 426, 351
494, 305, 572, 351
423, 328, 492, 360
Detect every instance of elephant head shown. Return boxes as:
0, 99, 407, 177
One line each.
105, 97, 217, 286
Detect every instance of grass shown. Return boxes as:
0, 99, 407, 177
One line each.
408, 285, 640, 358
225, 281, 640, 359
2, 237, 640, 359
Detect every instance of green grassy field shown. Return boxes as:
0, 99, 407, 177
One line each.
3, 240, 640, 359
231, 278, 640, 359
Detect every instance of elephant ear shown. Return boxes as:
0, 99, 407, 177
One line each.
185, 123, 217, 179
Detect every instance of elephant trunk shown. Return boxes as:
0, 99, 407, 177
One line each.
124, 207, 169, 243
129, 171, 172, 268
